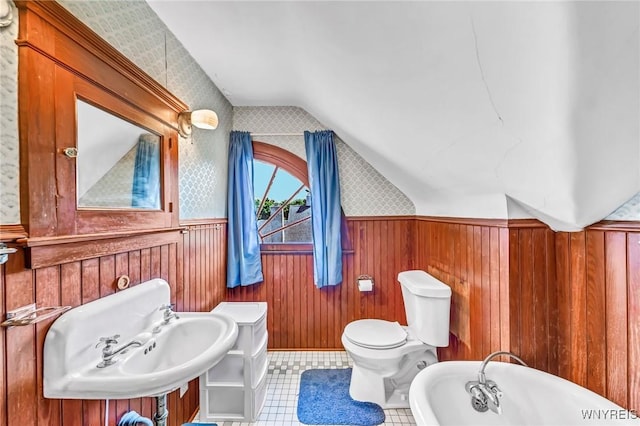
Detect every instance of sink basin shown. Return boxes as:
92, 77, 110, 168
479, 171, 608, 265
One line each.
63, 313, 236, 399
44, 279, 238, 399
121, 313, 230, 376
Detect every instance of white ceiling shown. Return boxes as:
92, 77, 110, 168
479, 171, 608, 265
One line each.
147, 1, 639, 231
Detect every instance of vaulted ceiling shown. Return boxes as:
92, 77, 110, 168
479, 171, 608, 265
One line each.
147, 1, 639, 231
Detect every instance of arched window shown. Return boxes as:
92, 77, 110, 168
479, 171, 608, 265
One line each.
252, 141, 352, 253
253, 142, 313, 250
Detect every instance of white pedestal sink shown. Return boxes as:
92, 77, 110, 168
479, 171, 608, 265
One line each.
43, 278, 238, 400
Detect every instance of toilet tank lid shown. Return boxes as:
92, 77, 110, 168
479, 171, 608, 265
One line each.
397, 270, 451, 298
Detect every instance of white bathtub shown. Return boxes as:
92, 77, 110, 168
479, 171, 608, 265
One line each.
409, 361, 639, 426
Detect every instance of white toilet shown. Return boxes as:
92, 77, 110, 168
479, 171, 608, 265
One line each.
341, 270, 452, 408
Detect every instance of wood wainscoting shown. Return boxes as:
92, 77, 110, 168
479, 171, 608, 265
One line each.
2, 216, 639, 425
225, 215, 638, 412
226, 217, 415, 349
413, 218, 558, 371
556, 227, 640, 411
1, 239, 191, 426
414, 217, 639, 411
0, 221, 228, 426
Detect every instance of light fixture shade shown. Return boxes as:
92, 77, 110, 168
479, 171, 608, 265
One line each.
191, 109, 218, 130
177, 109, 219, 138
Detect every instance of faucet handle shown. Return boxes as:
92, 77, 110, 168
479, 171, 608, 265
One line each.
159, 303, 175, 312
96, 334, 120, 348
488, 382, 503, 398
469, 385, 484, 400
159, 303, 179, 324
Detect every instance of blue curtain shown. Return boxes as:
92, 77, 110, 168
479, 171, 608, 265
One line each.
132, 134, 160, 209
304, 130, 342, 288
227, 131, 264, 288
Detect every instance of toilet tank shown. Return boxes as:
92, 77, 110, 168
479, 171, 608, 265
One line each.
398, 270, 451, 347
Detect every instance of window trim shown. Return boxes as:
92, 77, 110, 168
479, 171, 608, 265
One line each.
253, 141, 309, 187
252, 141, 352, 254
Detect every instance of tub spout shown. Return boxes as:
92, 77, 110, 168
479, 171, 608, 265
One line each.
465, 351, 527, 415
465, 381, 502, 414
478, 380, 502, 415
478, 351, 527, 381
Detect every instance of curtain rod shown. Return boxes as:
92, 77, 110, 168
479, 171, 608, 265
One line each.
250, 132, 304, 137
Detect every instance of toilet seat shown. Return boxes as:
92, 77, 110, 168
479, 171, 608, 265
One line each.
343, 319, 407, 349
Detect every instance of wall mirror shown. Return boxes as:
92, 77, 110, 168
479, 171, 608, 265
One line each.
76, 99, 162, 210
17, 0, 185, 246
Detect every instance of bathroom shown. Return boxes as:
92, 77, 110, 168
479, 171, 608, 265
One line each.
0, 0, 638, 425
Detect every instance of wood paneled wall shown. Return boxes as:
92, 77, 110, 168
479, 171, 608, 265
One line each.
0, 221, 227, 426
413, 219, 557, 369
180, 222, 228, 314
226, 217, 415, 349
507, 226, 558, 375
2, 215, 639, 425
414, 218, 638, 411
556, 228, 640, 410
414, 220, 511, 361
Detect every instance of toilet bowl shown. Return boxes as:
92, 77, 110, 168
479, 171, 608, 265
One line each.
342, 319, 438, 408
341, 270, 451, 409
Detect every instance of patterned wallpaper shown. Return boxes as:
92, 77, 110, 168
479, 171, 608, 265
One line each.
606, 191, 640, 220
233, 107, 415, 216
0, 1, 19, 224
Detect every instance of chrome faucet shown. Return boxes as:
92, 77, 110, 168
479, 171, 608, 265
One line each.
96, 334, 143, 368
465, 351, 527, 415
160, 303, 180, 324
153, 304, 180, 333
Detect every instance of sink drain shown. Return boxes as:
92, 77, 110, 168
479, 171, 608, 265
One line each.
471, 396, 488, 413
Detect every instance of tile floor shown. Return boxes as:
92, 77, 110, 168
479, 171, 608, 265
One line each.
199, 350, 416, 426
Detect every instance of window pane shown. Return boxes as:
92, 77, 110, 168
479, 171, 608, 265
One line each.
253, 160, 312, 243
253, 161, 275, 207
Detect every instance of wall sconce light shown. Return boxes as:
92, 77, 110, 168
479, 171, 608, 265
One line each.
177, 109, 219, 138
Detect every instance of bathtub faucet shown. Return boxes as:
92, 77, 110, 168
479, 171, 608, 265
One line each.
465, 351, 528, 415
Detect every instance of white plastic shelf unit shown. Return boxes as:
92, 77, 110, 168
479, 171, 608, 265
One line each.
199, 302, 268, 422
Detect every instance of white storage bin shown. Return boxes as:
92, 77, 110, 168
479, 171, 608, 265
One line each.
200, 302, 268, 422
250, 370, 268, 421
213, 302, 267, 353
200, 368, 268, 422
205, 336, 268, 387
250, 338, 268, 387
203, 384, 245, 419
204, 352, 245, 386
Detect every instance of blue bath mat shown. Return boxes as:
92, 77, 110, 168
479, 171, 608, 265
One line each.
297, 368, 385, 425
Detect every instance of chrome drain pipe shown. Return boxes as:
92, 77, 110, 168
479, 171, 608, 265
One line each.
154, 393, 169, 426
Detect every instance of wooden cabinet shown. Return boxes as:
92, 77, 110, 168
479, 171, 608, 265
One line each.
14, 1, 187, 267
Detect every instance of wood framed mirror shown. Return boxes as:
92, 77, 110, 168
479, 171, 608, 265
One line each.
75, 97, 163, 211
15, 0, 186, 267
